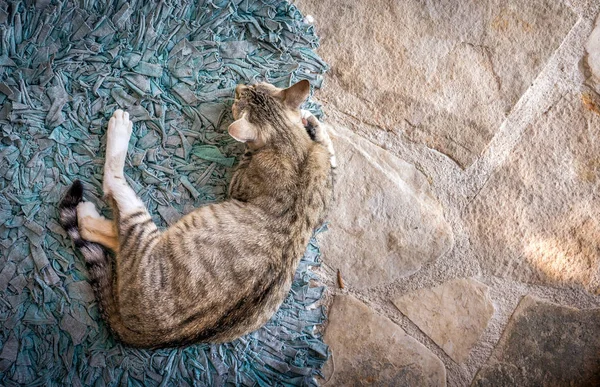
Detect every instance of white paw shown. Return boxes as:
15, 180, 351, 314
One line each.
77, 201, 101, 220
106, 109, 132, 157
299, 111, 337, 169
301, 109, 312, 119
330, 153, 338, 169
104, 109, 133, 190
313, 123, 337, 169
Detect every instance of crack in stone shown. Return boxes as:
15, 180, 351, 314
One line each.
462, 42, 503, 93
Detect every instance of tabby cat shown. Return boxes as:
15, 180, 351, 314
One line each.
59, 80, 335, 348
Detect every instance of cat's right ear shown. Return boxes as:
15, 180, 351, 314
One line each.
281, 80, 310, 109
228, 115, 257, 143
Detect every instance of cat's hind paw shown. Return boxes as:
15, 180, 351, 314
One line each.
104, 109, 133, 194
77, 201, 102, 220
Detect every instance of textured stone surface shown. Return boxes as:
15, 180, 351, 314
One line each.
320, 124, 453, 290
465, 93, 600, 294
323, 295, 446, 386
586, 14, 600, 85
299, 0, 577, 167
472, 295, 600, 386
393, 278, 494, 364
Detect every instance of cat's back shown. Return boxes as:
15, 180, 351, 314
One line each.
119, 199, 289, 331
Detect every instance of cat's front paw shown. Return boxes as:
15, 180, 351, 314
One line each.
300, 109, 313, 120
325, 137, 337, 169
301, 109, 319, 128
301, 109, 318, 141
301, 110, 337, 168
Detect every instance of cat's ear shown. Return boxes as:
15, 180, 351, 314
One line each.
281, 80, 310, 109
228, 116, 257, 143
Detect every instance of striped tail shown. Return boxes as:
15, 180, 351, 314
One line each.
58, 180, 113, 324
58, 180, 162, 347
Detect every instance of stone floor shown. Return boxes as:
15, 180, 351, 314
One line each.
293, 0, 600, 385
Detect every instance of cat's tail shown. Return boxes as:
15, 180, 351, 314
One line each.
59, 181, 164, 347
59, 181, 114, 321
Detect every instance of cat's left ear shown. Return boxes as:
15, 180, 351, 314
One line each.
228, 115, 257, 143
281, 80, 310, 109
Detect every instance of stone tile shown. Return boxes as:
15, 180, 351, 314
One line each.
320, 124, 453, 290
586, 13, 600, 90
299, 0, 577, 167
323, 294, 446, 386
464, 93, 600, 294
472, 295, 600, 386
393, 278, 494, 364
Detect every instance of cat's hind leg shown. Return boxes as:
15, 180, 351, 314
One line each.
103, 109, 134, 205
102, 110, 150, 217
301, 110, 337, 168
101, 109, 160, 261
77, 201, 119, 252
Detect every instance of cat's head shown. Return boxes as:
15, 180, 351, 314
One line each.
228, 80, 310, 148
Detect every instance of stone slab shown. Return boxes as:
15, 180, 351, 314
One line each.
465, 93, 600, 294
393, 278, 494, 363
320, 124, 453, 290
586, 13, 600, 87
299, 0, 577, 167
472, 295, 600, 386
323, 294, 446, 386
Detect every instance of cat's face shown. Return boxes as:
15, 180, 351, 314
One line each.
228, 80, 310, 148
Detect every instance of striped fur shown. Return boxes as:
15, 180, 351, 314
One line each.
58, 181, 113, 324
60, 81, 335, 348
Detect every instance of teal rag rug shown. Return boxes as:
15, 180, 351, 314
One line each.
0, 0, 331, 385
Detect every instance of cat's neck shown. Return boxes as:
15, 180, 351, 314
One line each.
263, 122, 312, 164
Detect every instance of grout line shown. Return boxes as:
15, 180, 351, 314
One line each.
457, 17, 594, 208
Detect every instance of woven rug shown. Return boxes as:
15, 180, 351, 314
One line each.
0, 0, 330, 385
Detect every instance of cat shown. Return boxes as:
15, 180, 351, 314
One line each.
58, 80, 335, 348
